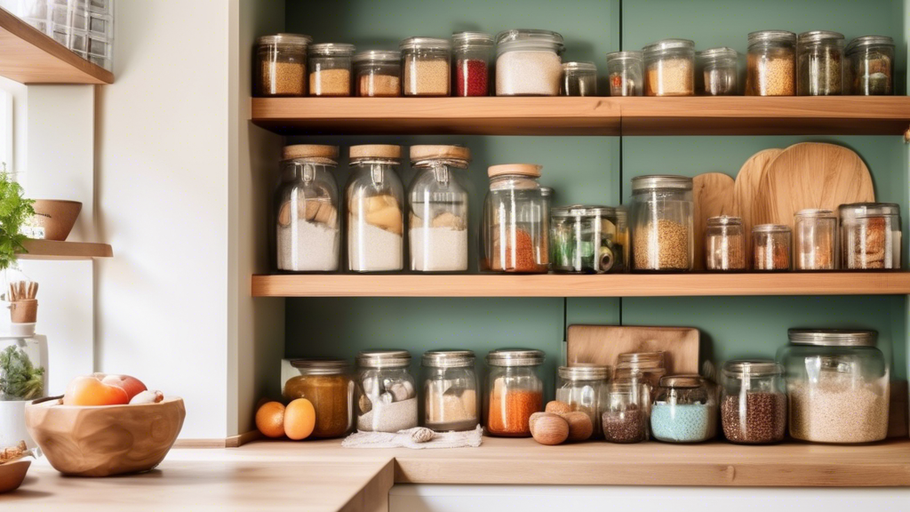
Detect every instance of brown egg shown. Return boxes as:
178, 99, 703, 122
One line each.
545, 400, 572, 415
528, 412, 551, 436
255, 401, 286, 438
562, 411, 594, 442
284, 398, 316, 441
531, 414, 569, 446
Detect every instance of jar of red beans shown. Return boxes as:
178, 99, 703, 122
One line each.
481, 164, 550, 273
720, 359, 787, 445
453, 32, 494, 97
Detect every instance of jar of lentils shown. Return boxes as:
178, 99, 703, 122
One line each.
453, 32, 494, 97
746, 30, 796, 96
642, 39, 695, 96
630, 175, 694, 272
256, 33, 311, 97
606, 51, 643, 96
794, 209, 836, 270
697, 47, 738, 96
560, 62, 597, 96
839, 203, 902, 270
705, 215, 746, 271
720, 359, 787, 445
495, 29, 565, 96
308, 43, 355, 97
752, 224, 791, 271
481, 164, 550, 273
422, 350, 479, 431
602, 380, 650, 443
797, 31, 844, 96
846, 35, 894, 95
400, 37, 451, 96
556, 365, 611, 438
354, 50, 401, 97
485, 349, 545, 437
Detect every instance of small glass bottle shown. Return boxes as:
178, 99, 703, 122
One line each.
797, 31, 845, 96
355, 350, 418, 433
606, 51, 643, 96
752, 224, 791, 271
697, 47, 738, 96
422, 350, 478, 431
283, 359, 354, 439
400, 37, 451, 96
746, 30, 796, 96
308, 43, 355, 97
602, 380, 649, 443
705, 215, 745, 272
630, 175, 694, 272
560, 62, 597, 96
495, 29, 565, 96
794, 209, 836, 270
255, 33, 312, 97
846, 36, 894, 96
720, 359, 787, 445
651, 375, 717, 443
485, 349, 545, 437
481, 164, 549, 273
839, 203, 902, 270
353, 50, 401, 97
555, 365, 611, 438
346, 145, 404, 272
453, 32, 494, 97
642, 39, 695, 96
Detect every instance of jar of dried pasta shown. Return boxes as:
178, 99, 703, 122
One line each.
642, 39, 695, 96
308, 43, 355, 97
839, 203, 901, 270
400, 37, 451, 96
283, 359, 354, 438
746, 30, 796, 96
752, 224, 791, 271
255, 33, 312, 97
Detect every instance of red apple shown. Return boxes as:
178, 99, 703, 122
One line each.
99, 374, 147, 400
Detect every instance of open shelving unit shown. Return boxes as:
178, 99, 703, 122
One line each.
18, 239, 113, 260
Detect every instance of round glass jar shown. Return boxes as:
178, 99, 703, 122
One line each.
453, 32, 494, 97
556, 365, 611, 438
797, 31, 844, 96
495, 29, 565, 96
550, 205, 624, 274
481, 164, 549, 273
485, 348, 545, 437
602, 380, 649, 443
746, 30, 796, 96
778, 329, 889, 443
255, 33, 312, 97
355, 350, 417, 433
560, 61, 597, 97
642, 39, 695, 96
614, 351, 666, 391
795, 209, 836, 270
283, 359, 354, 438
651, 375, 718, 443
720, 359, 787, 445
839, 203, 901, 270
422, 350, 478, 431
606, 51, 643, 96
346, 145, 405, 272
630, 175, 694, 272
308, 43, 355, 97
846, 35, 894, 95
705, 215, 746, 272
0, 336, 48, 401
400, 37, 451, 97
753, 224, 791, 271
353, 50, 401, 97
697, 47, 738, 96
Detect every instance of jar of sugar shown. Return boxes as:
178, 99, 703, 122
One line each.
495, 29, 565, 96
346, 145, 405, 272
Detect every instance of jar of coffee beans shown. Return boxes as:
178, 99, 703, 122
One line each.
720, 359, 787, 445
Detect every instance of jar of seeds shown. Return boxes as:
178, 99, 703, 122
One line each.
846, 35, 894, 95
705, 216, 745, 271
422, 350, 479, 431
839, 203, 902, 270
794, 209, 836, 271
560, 61, 597, 96
400, 37, 451, 96
697, 47, 738, 96
752, 224, 791, 271
308, 43, 355, 97
453, 32, 494, 97
746, 30, 796, 96
797, 31, 844, 96
651, 375, 717, 443
556, 365, 611, 438
495, 29, 565, 96
355, 350, 418, 433
256, 33, 312, 97
642, 39, 695, 96
602, 380, 649, 443
630, 175, 694, 272
354, 50, 401, 97
720, 359, 787, 445
606, 51, 643, 96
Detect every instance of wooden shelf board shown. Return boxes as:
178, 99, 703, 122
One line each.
18, 239, 113, 260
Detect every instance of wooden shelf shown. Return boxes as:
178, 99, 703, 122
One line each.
0, 7, 113, 85
18, 239, 113, 260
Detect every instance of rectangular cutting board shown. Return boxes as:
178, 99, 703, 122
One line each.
566, 324, 700, 374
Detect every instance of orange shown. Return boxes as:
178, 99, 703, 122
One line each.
284, 398, 316, 441
63, 375, 130, 406
255, 401, 286, 438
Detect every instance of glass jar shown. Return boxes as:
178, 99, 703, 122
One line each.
400, 37, 451, 97
720, 359, 787, 445
275, 145, 340, 272
0, 336, 47, 401
346, 145, 404, 272
495, 29, 565, 96
614, 351, 666, 391
602, 380, 649, 443
746, 30, 796, 96
283, 359, 354, 438
355, 350, 417, 433
560, 62, 597, 97
705, 215, 746, 272
550, 206, 625, 274
308, 43, 355, 97
615, 207, 631, 273
606, 51, 643, 96
839, 203, 901, 270
408, 145, 470, 272
481, 164, 549, 273
795, 209, 836, 270
778, 329, 889, 443
255, 33, 311, 97
697, 47, 737, 96
651, 375, 718, 443
354, 50, 401, 97
422, 350, 478, 431
485, 349, 544, 437
753, 224, 791, 271
797, 31, 844, 96
846, 36, 894, 96
453, 32, 494, 97
642, 39, 695, 96
555, 365, 611, 438
630, 175, 694, 272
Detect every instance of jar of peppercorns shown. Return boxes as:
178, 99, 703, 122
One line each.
453, 32, 494, 97
481, 164, 550, 273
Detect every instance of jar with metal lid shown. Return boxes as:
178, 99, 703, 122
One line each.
408, 145, 470, 272
495, 29, 565, 96
400, 37, 451, 96
550, 205, 624, 274
308, 43, 355, 97
422, 350, 478, 431
720, 359, 786, 445
778, 329, 889, 443
642, 39, 695, 96
795, 209, 836, 270
485, 348, 545, 437
354, 50, 401, 97
705, 215, 745, 272
797, 31, 844, 96
346, 145, 404, 272
651, 375, 718, 443
606, 51, 643, 96
697, 47, 738, 96
753, 224, 791, 271
839, 203, 901, 270
746, 30, 796, 96
355, 350, 417, 432
846, 36, 893, 95
630, 175, 694, 272
283, 359, 354, 438
453, 32, 494, 97
602, 379, 649, 443
481, 164, 549, 273
556, 365, 611, 438
560, 62, 597, 97
275, 145, 340, 272
255, 33, 312, 97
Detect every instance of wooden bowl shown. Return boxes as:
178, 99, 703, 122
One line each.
25, 396, 185, 477
0, 459, 30, 493
31, 200, 82, 241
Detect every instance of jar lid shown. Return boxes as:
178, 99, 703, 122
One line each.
698, 47, 737, 60
488, 163, 542, 178
309, 42, 356, 56
356, 349, 412, 368
642, 38, 695, 54
400, 37, 451, 51
257, 33, 312, 47
282, 144, 339, 162
410, 145, 471, 163
562, 61, 597, 72
658, 374, 703, 389
615, 206, 628, 222
631, 175, 692, 191
747, 30, 796, 45
422, 349, 475, 368
540, 187, 553, 198
289, 358, 350, 375
707, 215, 742, 226
486, 348, 544, 367
617, 351, 666, 368
353, 50, 400, 63
722, 359, 782, 377
788, 329, 877, 347
797, 30, 845, 45
846, 35, 895, 54
838, 202, 900, 217
795, 208, 835, 218
551, 205, 615, 218
752, 223, 790, 233
558, 364, 611, 380
350, 144, 402, 160
496, 29, 565, 54
606, 50, 642, 62
452, 31, 495, 48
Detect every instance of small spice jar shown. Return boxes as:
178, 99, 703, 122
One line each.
495, 29, 565, 96
752, 224, 791, 271
275, 145, 341, 272
839, 203, 902, 270
453, 32, 494, 97
746, 30, 796, 96
697, 47, 738, 96
355, 350, 418, 433
485, 349, 545, 437
560, 62, 597, 97
555, 365, 611, 438
400, 37, 451, 97
797, 31, 844, 96
630, 175, 694, 272
308, 43, 355, 97
651, 375, 718, 443
606, 51, 643, 96
705, 215, 746, 272
794, 209, 836, 270
481, 164, 549, 273
422, 350, 479, 431
720, 359, 787, 445
346, 145, 405, 272
846, 36, 894, 95
283, 359, 354, 439
642, 39, 695, 96
602, 380, 650, 443
255, 33, 311, 97
550, 205, 624, 274
614, 351, 666, 392
354, 50, 401, 97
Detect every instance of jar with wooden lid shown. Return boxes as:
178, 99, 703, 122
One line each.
794, 209, 836, 270
606, 51, 643, 96
346, 145, 404, 272
720, 359, 786, 445
602, 379, 649, 443
355, 350, 417, 432
481, 164, 549, 273
839, 203, 901, 270
283, 359, 354, 438
495, 29, 565, 96
354, 50, 401, 97
485, 349, 545, 437
400, 37, 451, 96
630, 175, 694, 272
453, 32, 494, 97
408, 145, 470, 272
752, 224, 791, 271
746, 30, 796, 96
560, 61, 597, 97
308, 43, 355, 97
550, 206, 623, 274
642, 39, 695, 96
422, 350, 478, 431
275, 145, 340, 272
556, 365, 611, 438
256, 33, 312, 97
697, 47, 738, 96
651, 375, 717, 443
705, 216, 745, 272
846, 36, 894, 95
797, 31, 844, 96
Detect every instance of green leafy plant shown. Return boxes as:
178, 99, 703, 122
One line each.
0, 172, 34, 271
0, 345, 44, 400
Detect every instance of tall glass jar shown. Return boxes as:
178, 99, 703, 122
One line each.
846, 36, 894, 95
354, 50, 401, 97
275, 145, 341, 272
560, 62, 597, 96
650, 375, 717, 443
453, 32, 494, 97
720, 359, 787, 445
606, 51, 643, 96
495, 29, 564, 96
408, 145, 470, 272
422, 350, 478, 431
355, 350, 417, 433
839, 203, 901, 270
697, 47, 738, 96
308, 43, 355, 97
0, 336, 47, 401
485, 349, 544, 437
746, 30, 796, 96
752, 224, 791, 271
346, 145, 404, 272
778, 329, 889, 443
255, 33, 311, 97
282, 359, 354, 439
550, 206, 624, 274
630, 175, 694, 272
602, 380, 649, 443
705, 215, 746, 271
642, 39, 695, 96
797, 31, 844, 96
481, 164, 549, 273
794, 209, 836, 270
400, 37, 451, 97
555, 365, 611, 438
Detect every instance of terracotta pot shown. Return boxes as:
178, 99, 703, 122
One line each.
10, 299, 37, 323
31, 200, 82, 241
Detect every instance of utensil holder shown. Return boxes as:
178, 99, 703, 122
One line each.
10, 300, 38, 324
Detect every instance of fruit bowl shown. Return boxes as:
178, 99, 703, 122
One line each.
24, 395, 185, 477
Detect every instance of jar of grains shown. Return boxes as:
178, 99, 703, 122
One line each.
485, 349, 545, 437
275, 145, 341, 272
720, 359, 787, 445
355, 350, 418, 433
745, 30, 796, 96
354, 50, 401, 97
606, 51, 643, 96
794, 209, 836, 270
839, 203, 902, 270
255, 33, 312, 97
697, 47, 738, 96
422, 350, 479, 431
550, 206, 625, 274
408, 145, 470, 272
346, 145, 405, 272
752, 224, 791, 271
283, 359, 354, 438
651, 375, 718, 443
797, 31, 844, 96
453, 32, 494, 97
560, 61, 597, 96
705, 216, 745, 272
630, 175, 694, 272
308, 43, 355, 97
846, 36, 894, 95
481, 164, 550, 273
400, 37, 451, 96
602, 379, 650, 443
642, 39, 695, 96
495, 29, 565, 96
778, 329, 889, 443
556, 365, 611, 438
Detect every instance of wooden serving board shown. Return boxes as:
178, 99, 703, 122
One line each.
734, 148, 782, 265
693, 172, 736, 270
566, 324, 700, 374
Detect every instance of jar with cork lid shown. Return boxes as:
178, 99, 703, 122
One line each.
255, 33, 312, 97
705, 216, 746, 271
308, 43, 355, 97
642, 39, 695, 96
797, 31, 844, 96
355, 350, 418, 433
481, 164, 550, 273
485, 349, 545, 437
400, 37, 451, 96
752, 224, 791, 271
422, 350, 479, 431
794, 209, 836, 270
630, 175, 694, 272
346, 145, 404, 272
283, 359, 354, 439
453, 32, 494, 97
720, 359, 787, 445
746, 30, 796, 96
354, 50, 401, 97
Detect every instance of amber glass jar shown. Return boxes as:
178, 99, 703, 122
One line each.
283, 359, 354, 438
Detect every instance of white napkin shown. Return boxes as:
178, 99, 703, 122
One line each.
342, 425, 483, 449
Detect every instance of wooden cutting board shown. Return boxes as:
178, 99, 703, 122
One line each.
734, 149, 782, 264
566, 324, 700, 375
693, 173, 736, 270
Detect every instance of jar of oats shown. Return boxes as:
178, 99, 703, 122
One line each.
400, 37, 451, 96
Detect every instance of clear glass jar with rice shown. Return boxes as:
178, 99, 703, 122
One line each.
400, 37, 451, 96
